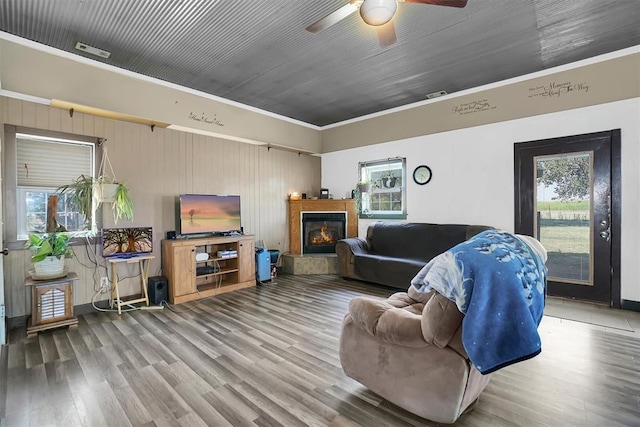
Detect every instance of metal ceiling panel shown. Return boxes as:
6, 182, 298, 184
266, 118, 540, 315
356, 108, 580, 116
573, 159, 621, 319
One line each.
1, 0, 639, 126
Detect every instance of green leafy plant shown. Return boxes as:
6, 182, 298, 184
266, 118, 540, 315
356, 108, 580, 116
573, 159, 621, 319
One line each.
24, 233, 74, 263
353, 187, 373, 218
57, 175, 134, 227
58, 174, 95, 227
113, 183, 134, 223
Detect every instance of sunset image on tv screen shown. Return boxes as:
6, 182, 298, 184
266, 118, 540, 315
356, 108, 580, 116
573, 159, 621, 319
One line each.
179, 194, 241, 235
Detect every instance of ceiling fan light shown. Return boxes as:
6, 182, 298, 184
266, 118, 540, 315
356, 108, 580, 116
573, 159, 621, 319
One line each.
359, 0, 398, 26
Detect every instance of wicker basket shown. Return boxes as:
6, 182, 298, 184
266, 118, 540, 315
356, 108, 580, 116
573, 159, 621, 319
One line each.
33, 256, 65, 275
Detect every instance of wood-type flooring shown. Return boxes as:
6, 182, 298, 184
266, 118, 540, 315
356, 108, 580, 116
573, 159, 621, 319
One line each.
1, 274, 639, 426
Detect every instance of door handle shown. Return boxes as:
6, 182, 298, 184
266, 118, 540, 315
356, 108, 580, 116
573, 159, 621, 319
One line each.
1, 248, 8, 256
600, 230, 610, 241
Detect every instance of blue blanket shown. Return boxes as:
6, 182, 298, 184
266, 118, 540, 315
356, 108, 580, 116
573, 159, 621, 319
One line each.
411, 230, 547, 374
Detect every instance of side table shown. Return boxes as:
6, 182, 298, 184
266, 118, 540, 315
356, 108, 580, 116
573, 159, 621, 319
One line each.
25, 272, 79, 338
108, 255, 154, 314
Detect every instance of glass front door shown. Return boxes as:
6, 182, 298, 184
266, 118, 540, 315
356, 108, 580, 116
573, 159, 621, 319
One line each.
535, 152, 593, 285
514, 130, 619, 305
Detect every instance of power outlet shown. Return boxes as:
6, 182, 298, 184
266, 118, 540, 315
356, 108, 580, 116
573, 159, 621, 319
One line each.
100, 277, 109, 290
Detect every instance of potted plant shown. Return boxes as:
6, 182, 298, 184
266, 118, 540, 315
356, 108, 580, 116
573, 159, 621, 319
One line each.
57, 174, 133, 226
381, 171, 398, 188
357, 180, 372, 193
24, 232, 74, 276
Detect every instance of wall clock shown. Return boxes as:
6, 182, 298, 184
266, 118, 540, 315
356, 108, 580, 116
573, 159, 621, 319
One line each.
413, 165, 432, 185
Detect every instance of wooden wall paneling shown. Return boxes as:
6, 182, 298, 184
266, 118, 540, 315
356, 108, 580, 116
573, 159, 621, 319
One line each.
1, 98, 321, 319
1, 96, 7, 122
217, 137, 230, 192
159, 129, 177, 235
166, 129, 178, 195
258, 147, 272, 248
71, 110, 84, 135
5, 251, 29, 318
180, 131, 191, 193
67, 250, 101, 306
93, 113, 104, 138
35, 104, 49, 129
197, 133, 211, 194
6, 97, 22, 125
48, 106, 62, 132
229, 138, 240, 192
82, 112, 95, 137
21, 101, 36, 128
117, 121, 136, 198
245, 144, 258, 238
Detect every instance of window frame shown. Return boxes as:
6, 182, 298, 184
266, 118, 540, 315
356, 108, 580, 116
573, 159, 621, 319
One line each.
4, 125, 102, 247
358, 157, 407, 220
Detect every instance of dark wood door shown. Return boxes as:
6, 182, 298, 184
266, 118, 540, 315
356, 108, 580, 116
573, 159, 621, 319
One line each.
514, 130, 621, 306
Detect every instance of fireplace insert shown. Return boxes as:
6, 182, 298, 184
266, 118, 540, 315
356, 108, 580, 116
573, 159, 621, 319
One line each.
302, 212, 346, 254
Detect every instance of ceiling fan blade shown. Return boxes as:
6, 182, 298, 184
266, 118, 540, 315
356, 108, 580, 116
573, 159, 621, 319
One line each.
306, 2, 360, 33
403, 0, 468, 7
377, 21, 397, 48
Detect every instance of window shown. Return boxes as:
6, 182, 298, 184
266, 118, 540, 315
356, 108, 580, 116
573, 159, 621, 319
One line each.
16, 133, 95, 238
358, 157, 407, 219
18, 188, 85, 235
4, 125, 97, 242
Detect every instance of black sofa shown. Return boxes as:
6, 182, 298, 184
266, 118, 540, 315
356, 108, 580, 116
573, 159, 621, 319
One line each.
335, 222, 493, 289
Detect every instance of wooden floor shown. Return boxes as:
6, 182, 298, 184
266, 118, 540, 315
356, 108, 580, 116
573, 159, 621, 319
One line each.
1, 274, 640, 426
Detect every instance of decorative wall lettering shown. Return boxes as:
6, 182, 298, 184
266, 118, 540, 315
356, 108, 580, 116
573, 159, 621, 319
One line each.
188, 111, 225, 127
528, 81, 590, 99
452, 99, 497, 115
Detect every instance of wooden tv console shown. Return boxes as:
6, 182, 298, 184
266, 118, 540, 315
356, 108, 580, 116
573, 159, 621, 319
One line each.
162, 235, 255, 304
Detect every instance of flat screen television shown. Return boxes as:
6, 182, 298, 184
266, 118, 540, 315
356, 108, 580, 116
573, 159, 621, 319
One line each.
177, 194, 241, 236
102, 226, 153, 258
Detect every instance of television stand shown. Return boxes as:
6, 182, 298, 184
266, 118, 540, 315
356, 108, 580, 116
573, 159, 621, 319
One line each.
162, 234, 255, 304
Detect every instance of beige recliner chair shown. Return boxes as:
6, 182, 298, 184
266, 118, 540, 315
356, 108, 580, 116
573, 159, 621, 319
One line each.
340, 286, 491, 424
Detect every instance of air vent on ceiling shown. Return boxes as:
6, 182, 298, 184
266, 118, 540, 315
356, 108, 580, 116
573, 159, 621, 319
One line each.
75, 42, 111, 59
426, 90, 448, 99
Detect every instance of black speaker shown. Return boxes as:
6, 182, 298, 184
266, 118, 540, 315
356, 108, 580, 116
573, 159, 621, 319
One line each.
166, 230, 176, 240
148, 276, 168, 305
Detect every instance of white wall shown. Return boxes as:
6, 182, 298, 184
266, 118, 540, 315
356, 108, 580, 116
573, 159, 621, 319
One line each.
322, 98, 640, 302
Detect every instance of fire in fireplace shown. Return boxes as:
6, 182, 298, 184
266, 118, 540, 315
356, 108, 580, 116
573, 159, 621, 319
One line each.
302, 212, 346, 254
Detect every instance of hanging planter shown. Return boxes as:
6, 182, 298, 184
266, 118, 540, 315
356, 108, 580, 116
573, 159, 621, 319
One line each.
357, 181, 372, 193
57, 145, 134, 227
381, 170, 399, 188
381, 177, 397, 188
94, 182, 119, 203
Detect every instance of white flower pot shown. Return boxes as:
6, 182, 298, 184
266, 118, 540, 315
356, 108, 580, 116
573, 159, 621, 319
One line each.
33, 256, 65, 275
94, 182, 119, 203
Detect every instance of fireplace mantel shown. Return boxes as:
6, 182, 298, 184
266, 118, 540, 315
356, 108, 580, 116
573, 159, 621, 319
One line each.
288, 199, 358, 255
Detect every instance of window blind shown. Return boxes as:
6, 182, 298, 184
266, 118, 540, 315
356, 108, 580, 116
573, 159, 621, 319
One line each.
17, 135, 93, 188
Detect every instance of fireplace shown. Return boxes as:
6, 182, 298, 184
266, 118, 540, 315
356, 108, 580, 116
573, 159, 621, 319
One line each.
288, 199, 357, 255
302, 212, 346, 254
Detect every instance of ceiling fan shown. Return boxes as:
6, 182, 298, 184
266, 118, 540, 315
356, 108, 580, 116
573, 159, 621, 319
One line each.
306, 0, 468, 47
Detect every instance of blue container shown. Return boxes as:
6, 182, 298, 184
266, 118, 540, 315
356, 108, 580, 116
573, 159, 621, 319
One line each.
268, 250, 280, 264
255, 248, 271, 282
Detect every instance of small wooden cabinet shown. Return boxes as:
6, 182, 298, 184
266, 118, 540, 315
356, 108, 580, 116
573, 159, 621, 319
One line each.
162, 235, 256, 304
25, 272, 79, 337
